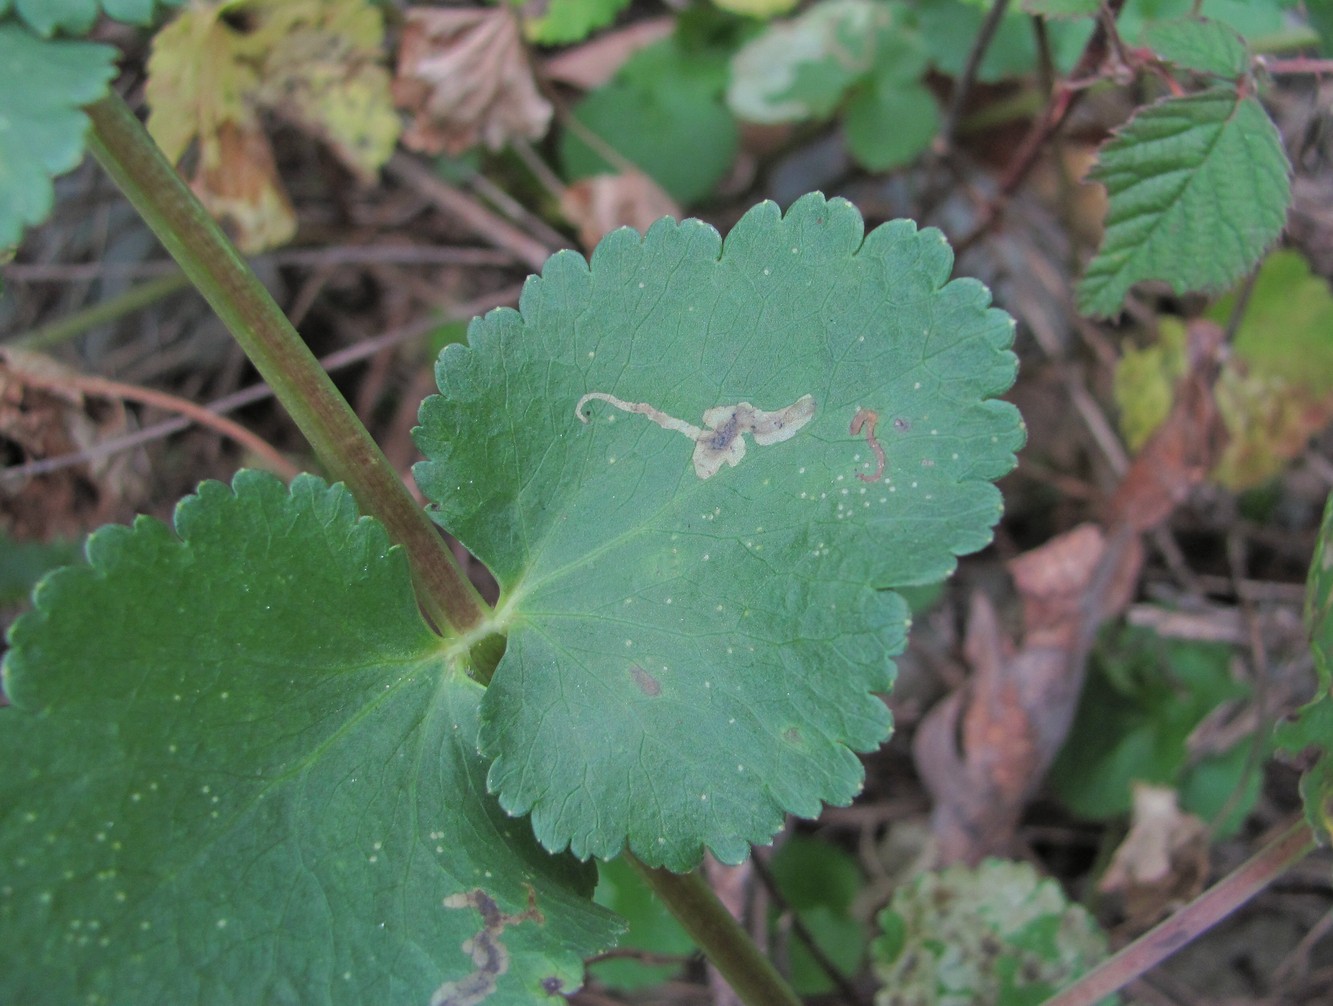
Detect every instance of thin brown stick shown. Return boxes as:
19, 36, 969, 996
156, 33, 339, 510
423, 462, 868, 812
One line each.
3, 357, 300, 480
0, 284, 523, 485
1043, 818, 1316, 1006
385, 153, 555, 272
955, 0, 1128, 254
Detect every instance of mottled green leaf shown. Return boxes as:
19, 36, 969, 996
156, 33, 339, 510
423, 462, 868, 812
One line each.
0, 472, 617, 1004
1077, 89, 1291, 317
0, 24, 116, 249
872, 860, 1113, 1006
414, 194, 1023, 870
726, 0, 892, 124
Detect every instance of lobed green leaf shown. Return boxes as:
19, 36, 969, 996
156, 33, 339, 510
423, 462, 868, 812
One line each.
0, 472, 617, 1004
0, 24, 116, 249
1076, 89, 1291, 317
415, 194, 1023, 870
0, 0, 180, 35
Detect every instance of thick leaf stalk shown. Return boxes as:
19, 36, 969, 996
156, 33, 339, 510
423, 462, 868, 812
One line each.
82, 91, 487, 638
630, 857, 803, 1006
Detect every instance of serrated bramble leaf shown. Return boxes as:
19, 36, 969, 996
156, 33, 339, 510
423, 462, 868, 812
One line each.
522, 0, 632, 45
1276, 490, 1333, 842
1145, 17, 1250, 78
1077, 89, 1291, 318
0, 471, 618, 1004
0, 0, 180, 34
414, 194, 1023, 870
0, 25, 116, 250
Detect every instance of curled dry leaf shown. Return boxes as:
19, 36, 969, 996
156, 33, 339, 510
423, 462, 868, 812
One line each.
394, 6, 553, 155
1099, 783, 1210, 931
916, 525, 1142, 865
559, 172, 681, 251
1109, 319, 1228, 532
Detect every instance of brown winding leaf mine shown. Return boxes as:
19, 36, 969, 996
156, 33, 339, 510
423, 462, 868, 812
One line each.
431, 887, 544, 1006
575, 392, 816, 480
850, 407, 886, 483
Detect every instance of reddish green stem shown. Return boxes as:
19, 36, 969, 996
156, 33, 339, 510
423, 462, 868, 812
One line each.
82, 91, 488, 638
1045, 818, 1316, 1006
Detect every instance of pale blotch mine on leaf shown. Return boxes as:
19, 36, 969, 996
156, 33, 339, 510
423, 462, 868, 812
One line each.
575, 392, 816, 479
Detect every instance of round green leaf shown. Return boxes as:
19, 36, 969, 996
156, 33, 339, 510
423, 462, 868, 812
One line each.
560, 38, 738, 205
843, 78, 940, 171
415, 194, 1023, 870
0, 471, 617, 1004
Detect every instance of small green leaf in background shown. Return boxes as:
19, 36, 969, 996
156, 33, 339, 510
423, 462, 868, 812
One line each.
0, 0, 179, 35
561, 35, 739, 204
843, 76, 940, 172
1076, 88, 1292, 317
1021, 0, 1099, 17
1114, 251, 1333, 490
522, 0, 633, 45
1144, 17, 1251, 79
872, 859, 1113, 1006
769, 835, 865, 995
1276, 490, 1333, 843
0, 24, 116, 250
415, 193, 1024, 871
711, 0, 800, 16
1049, 623, 1262, 836
0, 472, 618, 1004
590, 857, 695, 991
918, 0, 1091, 81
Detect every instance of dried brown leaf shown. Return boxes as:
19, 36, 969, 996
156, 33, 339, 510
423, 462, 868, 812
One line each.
192, 121, 298, 254
1099, 783, 1210, 930
394, 6, 552, 156
559, 172, 680, 251
0, 351, 143, 540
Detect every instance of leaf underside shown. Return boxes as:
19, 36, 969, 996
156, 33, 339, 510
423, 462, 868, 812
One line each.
415, 193, 1024, 870
0, 472, 617, 1005
1077, 88, 1291, 317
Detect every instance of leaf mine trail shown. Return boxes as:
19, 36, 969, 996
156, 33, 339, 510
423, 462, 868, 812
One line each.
576, 391, 816, 480
431, 888, 546, 1006
850, 407, 885, 482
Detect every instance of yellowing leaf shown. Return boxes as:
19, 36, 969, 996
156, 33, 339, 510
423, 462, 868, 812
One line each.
1115, 251, 1333, 490
146, 0, 397, 252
